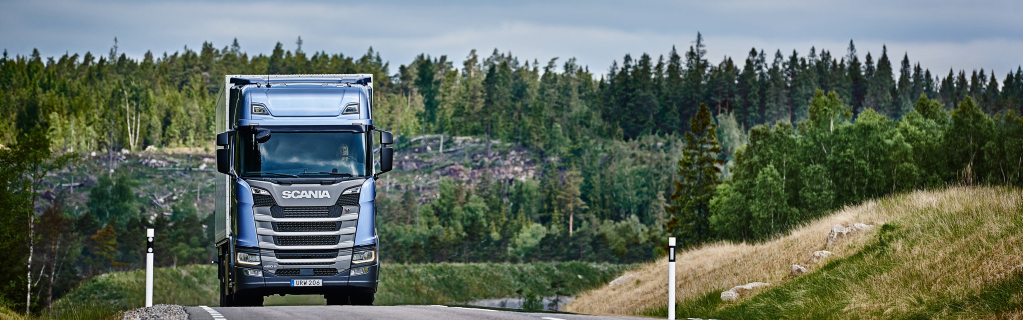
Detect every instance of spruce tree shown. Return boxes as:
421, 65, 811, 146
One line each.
666, 103, 723, 247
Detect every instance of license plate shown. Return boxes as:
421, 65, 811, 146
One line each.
291, 279, 322, 287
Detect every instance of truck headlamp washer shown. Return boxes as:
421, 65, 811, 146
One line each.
236, 252, 261, 265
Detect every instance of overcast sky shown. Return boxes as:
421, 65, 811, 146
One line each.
2, 0, 1021, 79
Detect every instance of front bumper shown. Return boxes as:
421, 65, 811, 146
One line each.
234, 263, 378, 296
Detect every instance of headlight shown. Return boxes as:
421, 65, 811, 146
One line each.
252, 187, 271, 196
243, 269, 262, 277
350, 266, 370, 276
236, 252, 260, 265
252, 103, 269, 115
352, 249, 375, 264
342, 187, 360, 195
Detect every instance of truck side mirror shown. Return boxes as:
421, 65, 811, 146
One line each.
216, 131, 233, 175
379, 147, 393, 174
379, 130, 393, 145
255, 128, 271, 143
216, 131, 231, 146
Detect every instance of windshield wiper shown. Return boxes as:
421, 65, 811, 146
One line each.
307, 172, 354, 178
253, 172, 299, 178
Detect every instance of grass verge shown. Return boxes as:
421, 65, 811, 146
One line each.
49, 261, 631, 315
569, 186, 1023, 319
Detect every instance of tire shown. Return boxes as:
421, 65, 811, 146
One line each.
234, 293, 263, 307
325, 294, 349, 305
350, 293, 374, 306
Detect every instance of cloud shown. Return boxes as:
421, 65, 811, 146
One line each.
1, 0, 1019, 76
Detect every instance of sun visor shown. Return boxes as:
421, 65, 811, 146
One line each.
265, 87, 348, 117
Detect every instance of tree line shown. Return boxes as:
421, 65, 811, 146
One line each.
1, 34, 1021, 313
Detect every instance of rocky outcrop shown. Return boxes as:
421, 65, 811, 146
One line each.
720, 282, 771, 302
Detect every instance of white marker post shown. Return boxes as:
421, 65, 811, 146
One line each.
146, 228, 154, 307
668, 237, 676, 320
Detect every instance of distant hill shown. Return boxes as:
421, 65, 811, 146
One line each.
567, 186, 1023, 319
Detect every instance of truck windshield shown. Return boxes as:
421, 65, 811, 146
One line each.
238, 131, 368, 177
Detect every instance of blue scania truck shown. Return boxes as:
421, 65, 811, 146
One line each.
213, 74, 393, 306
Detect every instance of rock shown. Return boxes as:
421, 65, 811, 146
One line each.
198, 163, 207, 171
790, 264, 807, 276
826, 223, 875, 247
853, 223, 874, 231
810, 250, 834, 262
720, 290, 740, 302
40, 189, 56, 201
609, 273, 635, 286
721, 282, 770, 302
144, 145, 157, 152
826, 224, 853, 247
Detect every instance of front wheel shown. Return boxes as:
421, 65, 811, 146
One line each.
325, 294, 349, 305
233, 293, 264, 307
350, 293, 374, 305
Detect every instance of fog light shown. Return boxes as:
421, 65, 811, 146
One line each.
350, 267, 370, 276
244, 269, 262, 277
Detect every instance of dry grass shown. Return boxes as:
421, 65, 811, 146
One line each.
567, 186, 1023, 318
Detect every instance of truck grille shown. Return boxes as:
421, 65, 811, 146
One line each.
274, 235, 341, 245
274, 268, 339, 277
253, 194, 276, 207
270, 206, 344, 218
273, 221, 340, 232
274, 249, 339, 260
337, 194, 359, 206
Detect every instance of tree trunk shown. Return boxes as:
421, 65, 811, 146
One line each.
569, 213, 573, 237
26, 178, 36, 314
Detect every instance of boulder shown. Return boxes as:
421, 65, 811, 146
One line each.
720, 290, 740, 302
853, 223, 874, 231
810, 250, 834, 262
790, 264, 807, 276
721, 282, 770, 302
825, 223, 873, 247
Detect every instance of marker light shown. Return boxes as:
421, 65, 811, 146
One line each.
252, 103, 269, 115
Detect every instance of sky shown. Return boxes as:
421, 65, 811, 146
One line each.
2, 0, 1021, 79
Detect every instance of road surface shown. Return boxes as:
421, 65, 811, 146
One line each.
184, 305, 647, 320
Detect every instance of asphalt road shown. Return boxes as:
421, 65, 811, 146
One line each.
184, 305, 647, 320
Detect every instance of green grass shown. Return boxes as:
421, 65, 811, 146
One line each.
636, 187, 1023, 319
51, 262, 631, 314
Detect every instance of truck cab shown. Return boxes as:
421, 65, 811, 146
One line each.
213, 74, 393, 306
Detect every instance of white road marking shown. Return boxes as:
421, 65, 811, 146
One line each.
542, 317, 566, 320
200, 305, 227, 320
448, 306, 498, 312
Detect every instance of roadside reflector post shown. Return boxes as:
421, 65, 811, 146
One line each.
668, 237, 676, 320
146, 228, 154, 307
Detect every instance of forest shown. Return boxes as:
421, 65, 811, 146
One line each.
1, 33, 1022, 312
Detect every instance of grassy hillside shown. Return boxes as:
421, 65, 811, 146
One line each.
567, 186, 1023, 319
49, 262, 629, 317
